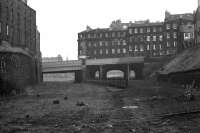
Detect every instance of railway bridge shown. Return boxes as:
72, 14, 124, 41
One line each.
42, 56, 144, 84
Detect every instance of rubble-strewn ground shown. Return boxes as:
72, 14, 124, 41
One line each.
1, 81, 200, 133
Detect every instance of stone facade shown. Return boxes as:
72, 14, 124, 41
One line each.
0, 0, 37, 54
78, 11, 196, 59
0, 0, 41, 95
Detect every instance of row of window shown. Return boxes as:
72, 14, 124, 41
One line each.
166, 23, 177, 30
84, 37, 178, 48
93, 48, 128, 55
166, 22, 193, 30
130, 35, 163, 42
87, 40, 127, 47
84, 41, 177, 55
129, 26, 163, 34
85, 47, 176, 56
83, 32, 177, 47
129, 42, 177, 52
79, 32, 126, 39
166, 32, 177, 39
131, 32, 177, 42
92, 51, 174, 57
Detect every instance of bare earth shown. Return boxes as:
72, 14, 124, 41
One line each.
1, 81, 200, 133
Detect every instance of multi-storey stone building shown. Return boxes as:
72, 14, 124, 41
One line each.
78, 10, 197, 59
0, 0, 41, 94
128, 21, 164, 57
0, 0, 36, 54
164, 11, 194, 54
78, 20, 130, 59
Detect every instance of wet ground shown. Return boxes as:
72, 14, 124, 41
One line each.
1, 81, 200, 133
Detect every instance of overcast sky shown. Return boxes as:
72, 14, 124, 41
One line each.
28, 0, 197, 60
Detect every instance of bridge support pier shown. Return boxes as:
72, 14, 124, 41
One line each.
126, 64, 130, 81
75, 70, 83, 83
99, 65, 103, 80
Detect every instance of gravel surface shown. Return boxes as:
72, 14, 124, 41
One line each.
1, 81, 200, 133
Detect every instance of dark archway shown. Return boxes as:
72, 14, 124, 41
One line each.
129, 63, 144, 80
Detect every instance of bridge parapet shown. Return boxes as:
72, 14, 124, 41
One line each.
86, 56, 144, 66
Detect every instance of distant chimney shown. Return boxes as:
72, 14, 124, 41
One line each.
165, 10, 171, 18
86, 25, 92, 31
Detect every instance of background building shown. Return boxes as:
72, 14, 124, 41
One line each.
42, 55, 63, 63
78, 20, 129, 59
128, 21, 164, 57
164, 11, 194, 54
78, 10, 197, 59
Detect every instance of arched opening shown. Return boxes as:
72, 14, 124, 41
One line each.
95, 71, 100, 79
106, 70, 124, 80
129, 70, 136, 80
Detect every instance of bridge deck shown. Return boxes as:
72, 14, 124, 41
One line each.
86, 57, 144, 66
42, 57, 144, 73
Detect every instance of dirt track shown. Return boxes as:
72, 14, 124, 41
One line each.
1, 81, 200, 133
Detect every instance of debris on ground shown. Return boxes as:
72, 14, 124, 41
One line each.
184, 82, 196, 101
122, 106, 138, 109
25, 114, 30, 119
106, 124, 113, 128
64, 96, 68, 100
53, 100, 60, 104
106, 87, 124, 92
36, 94, 40, 97
129, 128, 136, 132
149, 96, 166, 101
2, 82, 200, 133
76, 101, 86, 106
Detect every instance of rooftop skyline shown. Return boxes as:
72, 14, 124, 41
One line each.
29, 0, 197, 60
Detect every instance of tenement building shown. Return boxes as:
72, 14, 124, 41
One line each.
78, 20, 130, 59
78, 11, 197, 59
128, 20, 164, 57
0, 0, 41, 94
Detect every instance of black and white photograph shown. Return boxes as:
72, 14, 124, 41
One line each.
0, 0, 200, 132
